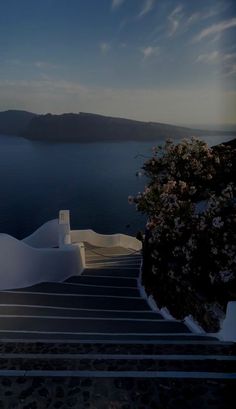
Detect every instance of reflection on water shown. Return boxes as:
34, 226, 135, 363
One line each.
0, 133, 234, 239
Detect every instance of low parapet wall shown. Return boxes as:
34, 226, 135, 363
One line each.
0, 214, 141, 290
0, 234, 83, 291
23, 219, 59, 248
70, 229, 142, 252
219, 302, 236, 342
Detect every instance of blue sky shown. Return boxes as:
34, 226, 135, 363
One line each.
0, 0, 235, 126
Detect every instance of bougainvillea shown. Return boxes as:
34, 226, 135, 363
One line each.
131, 137, 236, 302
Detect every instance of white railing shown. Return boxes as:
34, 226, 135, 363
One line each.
70, 229, 142, 252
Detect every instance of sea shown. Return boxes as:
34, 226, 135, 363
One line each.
0, 133, 234, 239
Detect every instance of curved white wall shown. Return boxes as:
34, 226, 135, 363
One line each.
219, 302, 236, 342
0, 234, 83, 291
23, 219, 59, 248
0, 217, 141, 290
22, 217, 142, 252
71, 229, 142, 252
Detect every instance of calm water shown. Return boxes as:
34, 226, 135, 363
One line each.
0, 133, 234, 239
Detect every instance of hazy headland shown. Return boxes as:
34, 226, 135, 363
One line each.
0, 110, 234, 143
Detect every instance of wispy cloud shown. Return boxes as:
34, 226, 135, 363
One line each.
222, 53, 236, 78
186, 12, 201, 25
196, 51, 220, 64
117, 1, 156, 33
167, 4, 184, 37
137, 0, 155, 19
111, 0, 125, 10
203, 7, 221, 19
4, 59, 59, 70
99, 42, 111, 55
196, 50, 236, 79
193, 18, 236, 42
196, 51, 236, 65
187, 5, 224, 26
0, 78, 226, 126
224, 63, 236, 77
3, 58, 22, 66
141, 46, 160, 59
33, 61, 58, 69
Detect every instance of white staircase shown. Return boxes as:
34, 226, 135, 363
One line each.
0, 242, 235, 408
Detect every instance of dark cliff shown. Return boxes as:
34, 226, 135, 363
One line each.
22, 112, 204, 142
0, 110, 36, 136
0, 110, 235, 143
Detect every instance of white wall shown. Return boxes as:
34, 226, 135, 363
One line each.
0, 215, 141, 290
71, 229, 142, 251
59, 210, 71, 246
219, 302, 236, 342
23, 219, 59, 248
23, 215, 142, 252
0, 234, 83, 290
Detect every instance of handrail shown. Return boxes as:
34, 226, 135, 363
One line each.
70, 229, 142, 251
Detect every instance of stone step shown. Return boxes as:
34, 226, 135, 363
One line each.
0, 376, 233, 408
64, 275, 137, 287
12, 282, 141, 298
0, 369, 235, 380
0, 291, 150, 311
0, 355, 235, 373
0, 332, 218, 342
0, 306, 164, 320
86, 259, 141, 264
86, 255, 141, 261
0, 340, 232, 356
3, 353, 236, 360
86, 264, 140, 269
82, 269, 139, 277
84, 246, 141, 256
86, 268, 141, 272
85, 262, 141, 268
84, 254, 142, 260
0, 316, 190, 334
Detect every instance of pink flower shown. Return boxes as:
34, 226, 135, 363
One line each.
219, 270, 233, 283
212, 217, 224, 228
128, 195, 134, 204
179, 181, 187, 192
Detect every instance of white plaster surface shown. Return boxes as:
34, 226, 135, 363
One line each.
219, 301, 236, 342
0, 234, 83, 291
23, 219, 59, 248
184, 315, 205, 335
71, 230, 142, 251
147, 296, 160, 313
0, 214, 141, 291
59, 210, 71, 246
160, 307, 175, 321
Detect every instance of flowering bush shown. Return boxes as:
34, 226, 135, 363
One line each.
131, 138, 236, 311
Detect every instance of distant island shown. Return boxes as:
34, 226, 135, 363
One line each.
0, 109, 235, 143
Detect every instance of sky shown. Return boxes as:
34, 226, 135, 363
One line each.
0, 0, 235, 127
